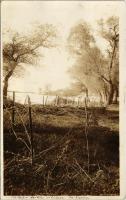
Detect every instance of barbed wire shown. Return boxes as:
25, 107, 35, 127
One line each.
5, 90, 106, 107
3, 102, 31, 153
15, 107, 31, 145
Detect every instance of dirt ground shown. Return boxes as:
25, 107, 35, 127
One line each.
3, 105, 119, 195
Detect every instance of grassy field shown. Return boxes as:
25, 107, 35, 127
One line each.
3, 103, 119, 195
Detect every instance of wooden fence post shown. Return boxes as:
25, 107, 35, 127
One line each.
77, 97, 80, 107
66, 97, 68, 106
84, 97, 90, 173
28, 96, 34, 165
54, 95, 56, 106
12, 91, 15, 127
55, 95, 58, 106
45, 96, 48, 106
43, 96, 45, 107
72, 98, 74, 106
57, 96, 59, 106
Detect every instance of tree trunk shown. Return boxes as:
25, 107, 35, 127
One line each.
3, 79, 8, 102
3, 69, 15, 102
113, 86, 118, 104
103, 90, 108, 104
85, 87, 88, 98
107, 83, 114, 105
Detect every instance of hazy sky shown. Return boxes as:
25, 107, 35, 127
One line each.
2, 1, 122, 92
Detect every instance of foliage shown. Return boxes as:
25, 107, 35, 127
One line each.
67, 16, 119, 105
3, 24, 57, 99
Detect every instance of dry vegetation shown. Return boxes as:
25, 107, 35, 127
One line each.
4, 102, 119, 195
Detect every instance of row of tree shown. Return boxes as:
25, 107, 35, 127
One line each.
3, 16, 119, 105
67, 16, 119, 105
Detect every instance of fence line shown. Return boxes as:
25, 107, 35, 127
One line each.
3, 90, 105, 167
6, 90, 105, 107
4, 94, 34, 165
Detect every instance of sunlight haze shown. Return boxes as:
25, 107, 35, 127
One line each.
2, 1, 121, 92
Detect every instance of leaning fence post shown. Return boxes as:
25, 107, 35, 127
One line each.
12, 91, 15, 127
28, 96, 34, 165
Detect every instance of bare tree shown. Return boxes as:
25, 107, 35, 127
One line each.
3, 24, 57, 101
67, 21, 107, 102
67, 17, 119, 105
98, 16, 119, 104
67, 21, 95, 97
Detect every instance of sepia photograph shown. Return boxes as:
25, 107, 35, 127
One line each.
1, 0, 125, 198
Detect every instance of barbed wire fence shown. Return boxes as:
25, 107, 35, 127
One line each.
6, 90, 104, 107
3, 90, 104, 166
3, 91, 35, 165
